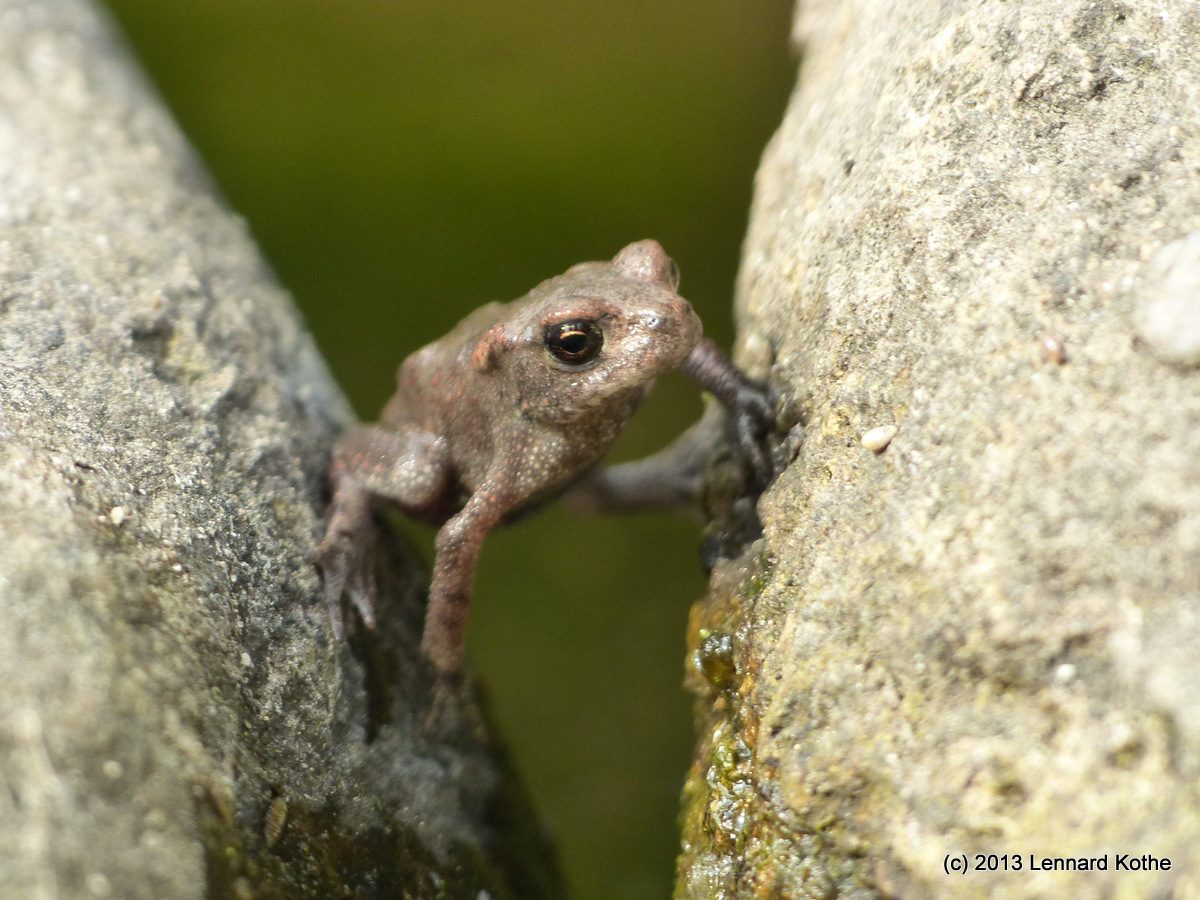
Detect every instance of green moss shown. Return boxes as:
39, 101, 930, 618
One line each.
678, 546, 885, 899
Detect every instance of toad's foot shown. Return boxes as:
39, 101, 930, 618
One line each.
423, 673, 488, 742
727, 378, 777, 488
307, 477, 377, 640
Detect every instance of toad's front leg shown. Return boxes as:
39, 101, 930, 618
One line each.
564, 339, 777, 516
421, 484, 519, 731
309, 424, 449, 639
680, 337, 776, 486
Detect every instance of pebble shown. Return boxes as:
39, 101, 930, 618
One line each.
1136, 231, 1200, 367
861, 425, 897, 453
1040, 333, 1065, 365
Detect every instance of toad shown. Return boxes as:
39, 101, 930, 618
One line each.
310, 240, 773, 718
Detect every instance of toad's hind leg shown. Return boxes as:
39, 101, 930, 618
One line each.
309, 424, 450, 639
563, 403, 721, 517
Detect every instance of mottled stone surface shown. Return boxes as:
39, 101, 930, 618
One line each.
679, 0, 1200, 896
0, 1, 561, 897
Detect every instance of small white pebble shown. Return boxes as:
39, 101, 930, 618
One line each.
1055, 663, 1077, 683
109, 506, 125, 526
861, 425, 898, 453
1108, 720, 1136, 752
101, 759, 123, 780
1040, 334, 1066, 365
1136, 231, 1200, 367
240, 652, 253, 668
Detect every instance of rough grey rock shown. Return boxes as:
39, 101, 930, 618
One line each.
679, 0, 1200, 897
0, 1, 561, 897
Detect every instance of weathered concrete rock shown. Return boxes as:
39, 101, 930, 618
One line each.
0, 1, 561, 897
680, 0, 1200, 896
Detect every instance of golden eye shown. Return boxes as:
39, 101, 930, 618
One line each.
544, 319, 603, 365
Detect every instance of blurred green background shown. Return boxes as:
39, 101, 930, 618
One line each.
100, 2, 794, 896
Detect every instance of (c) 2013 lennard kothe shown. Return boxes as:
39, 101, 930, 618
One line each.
971, 852, 1174, 872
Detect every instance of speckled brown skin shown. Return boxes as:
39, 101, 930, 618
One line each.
309, 240, 773, 724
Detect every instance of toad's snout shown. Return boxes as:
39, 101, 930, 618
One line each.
643, 296, 701, 342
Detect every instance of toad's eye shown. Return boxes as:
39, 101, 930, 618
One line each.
544, 319, 604, 365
